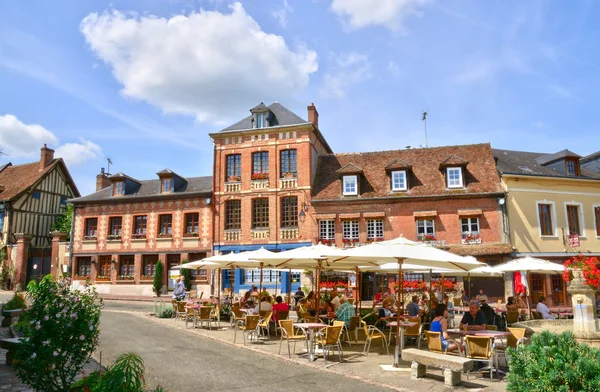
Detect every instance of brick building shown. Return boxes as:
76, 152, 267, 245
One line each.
69, 169, 213, 296
210, 102, 332, 294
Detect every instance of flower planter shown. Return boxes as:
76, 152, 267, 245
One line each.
1, 309, 23, 327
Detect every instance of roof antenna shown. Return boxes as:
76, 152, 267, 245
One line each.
421, 110, 428, 148
107, 157, 112, 175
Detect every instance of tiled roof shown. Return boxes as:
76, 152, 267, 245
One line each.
109, 172, 141, 184
70, 176, 212, 204
385, 158, 411, 171
581, 151, 600, 163
312, 143, 503, 200
335, 163, 363, 175
445, 242, 513, 257
220, 102, 308, 132
493, 149, 600, 179
535, 149, 580, 165
440, 154, 468, 167
0, 159, 80, 201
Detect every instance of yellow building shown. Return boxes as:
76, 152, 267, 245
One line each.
494, 148, 600, 306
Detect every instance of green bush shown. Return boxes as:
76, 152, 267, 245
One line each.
3, 292, 26, 310
507, 330, 600, 392
153, 261, 163, 297
14, 275, 102, 392
153, 301, 174, 319
180, 260, 192, 291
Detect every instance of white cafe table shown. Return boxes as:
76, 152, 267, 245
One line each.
294, 322, 329, 361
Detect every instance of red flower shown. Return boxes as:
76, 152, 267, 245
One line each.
562, 255, 600, 288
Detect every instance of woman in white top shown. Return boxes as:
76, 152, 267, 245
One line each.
259, 296, 273, 312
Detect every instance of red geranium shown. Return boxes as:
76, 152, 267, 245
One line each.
563, 255, 600, 288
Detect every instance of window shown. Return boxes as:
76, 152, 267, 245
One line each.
404, 273, 424, 282
530, 274, 543, 291
77, 257, 91, 277
244, 269, 280, 283
185, 213, 199, 234
226, 154, 241, 180
319, 220, 335, 240
167, 254, 180, 270
32, 191, 40, 199
566, 204, 581, 236
252, 152, 269, 176
367, 219, 384, 239
446, 167, 463, 188
134, 215, 147, 236
417, 219, 435, 239
281, 197, 298, 227
343, 175, 358, 196
595, 207, 600, 237
252, 199, 269, 228
0, 211, 4, 232
342, 221, 359, 240
109, 217, 122, 237
119, 256, 135, 278
461, 217, 480, 238
98, 256, 111, 278
538, 203, 554, 236
143, 255, 157, 278
85, 218, 98, 238
161, 177, 173, 193
225, 200, 241, 230
60, 196, 67, 206
113, 180, 124, 196
391, 171, 407, 191
565, 158, 580, 176
255, 113, 267, 128
159, 214, 172, 235
280, 149, 297, 177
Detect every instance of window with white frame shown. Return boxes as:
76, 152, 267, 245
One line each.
565, 203, 584, 237
391, 170, 407, 191
446, 167, 463, 188
367, 219, 384, 239
537, 202, 555, 236
461, 217, 480, 238
255, 113, 267, 128
342, 221, 359, 240
244, 269, 280, 283
343, 175, 358, 196
416, 219, 435, 240
319, 220, 335, 240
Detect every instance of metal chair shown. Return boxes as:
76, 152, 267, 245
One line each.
425, 331, 463, 356
197, 306, 213, 330
278, 319, 307, 358
234, 315, 260, 345
184, 306, 197, 329
230, 306, 245, 329
175, 301, 186, 321
361, 320, 389, 355
210, 305, 221, 326
257, 311, 273, 339
274, 310, 289, 335
315, 325, 344, 365
465, 335, 498, 379
390, 317, 426, 349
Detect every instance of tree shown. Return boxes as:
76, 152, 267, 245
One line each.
153, 261, 163, 297
180, 259, 192, 291
51, 204, 73, 240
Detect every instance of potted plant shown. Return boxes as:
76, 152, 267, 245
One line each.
83, 235, 97, 240
2, 293, 26, 326
562, 255, 600, 288
107, 234, 121, 241
251, 172, 269, 181
227, 175, 241, 182
131, 233, 146, 239
282, 172, 296, 178
184, 231, 199, 237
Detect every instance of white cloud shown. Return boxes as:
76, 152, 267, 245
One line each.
330, 0, 431, 31
80, 3, 318, 123
0, 114, 58, 158
0, 114, 101, 166
387, 61, 401, 78
320, 52, 371, 98
55, 140, 102, 166
272, 0, 292, 28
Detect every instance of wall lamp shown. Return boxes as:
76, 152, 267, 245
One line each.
298, 202, 309, 223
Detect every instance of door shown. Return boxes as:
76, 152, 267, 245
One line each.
26, 247, 51, 284
550, 274, 566, 306
529, 273, 545, 305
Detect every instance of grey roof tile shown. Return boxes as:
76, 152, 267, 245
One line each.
493, 148, 600, 179
220, 102, 307, 132
535, 149, 581, 165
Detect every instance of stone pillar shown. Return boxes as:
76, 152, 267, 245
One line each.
134, 254, 142, 284
14, 234, 32, 291
567, 268, 599, 333
110, 255, 119, 283
410, 362, 426, 379
443, 368, 461, 387
90, 255, 98, 282
159, 254, 168, 290
50, 231, 67, 278
504, 272, 514, 302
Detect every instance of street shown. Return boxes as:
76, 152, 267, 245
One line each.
99, 304, 397, 392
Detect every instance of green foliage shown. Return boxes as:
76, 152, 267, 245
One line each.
14, 275, 102, 392
51, 204, 73, 240
153, 301, 173, 319
507, 330, 600, 392
180, 259, 192, 291
153, 261, 163, 297
0, 255, 15, 290
3, 292, 26, 310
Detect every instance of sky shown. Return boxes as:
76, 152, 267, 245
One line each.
1, 0, 600, 196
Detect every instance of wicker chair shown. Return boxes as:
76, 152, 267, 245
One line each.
361, 320, 389, 355
175, 301, 187, 321
278, 319, 307, 358
184, 306, 197, 329
496, 327, 527, 353
425, 331, 463, 356
465, 335, 498, 379
257, 311, 273, 339
390, 317, 426, 349
274, 310, 289, 335
230, 306, 245, 329
234, 315, 260, 345
197, 306, 213, 330
506, 310, 520, 326
210, 305, 221, 326
188, 290, 197, 299
315, 325, 344, 365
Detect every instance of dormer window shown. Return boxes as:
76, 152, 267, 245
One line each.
161, 177, 173, 193
113, 181, 124, 196
343, 175, 358, 196
255, 113, 267, 128
391, 170, 407, 191
565, 158, 580, 176
447, 167, 463, 188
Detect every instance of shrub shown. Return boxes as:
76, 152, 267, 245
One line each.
507, 330, 600, 392
154, 301, 174, 319
153, 261, 163, 297
3, 292, 26, 310
180, 259, 192, 291
14, 275, 102, 392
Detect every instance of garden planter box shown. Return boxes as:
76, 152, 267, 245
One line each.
1, 309, 23, 326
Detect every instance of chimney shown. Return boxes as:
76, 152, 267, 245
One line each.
96, 168, 111, 192
40, 144, 55, 171
307, 103, 319, 128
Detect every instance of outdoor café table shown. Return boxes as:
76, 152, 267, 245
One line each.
447, 328, 511, 346
319, 314, 336, 325
294, 322, 329, 361
386, 321, 417, 357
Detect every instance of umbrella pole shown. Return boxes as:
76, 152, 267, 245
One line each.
441, 274, 445, 300
394, 257, 404, 368
287, 268, 292, 305
231, 267, 235, 300
218, 268, 221, 299
275, 272, 278, 295
355, 266, 360, 314
259, 262, 264, 297
468, 273, 471, 299
315, 260, 322, 317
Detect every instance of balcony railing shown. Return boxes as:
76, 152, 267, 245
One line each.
279, 177, 298, 189
224, 182, 241, 193
251, 180, 269, 190
251, 229, 270, 240
418, 235, 447, 247
280, 227, 299, 240
224, 230, 241, 241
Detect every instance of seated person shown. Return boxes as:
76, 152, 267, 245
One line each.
479, 300, 496, 326
459, 300, 487, 330
378, 301, 397, 323
406, 295, 421, 317
259, 296, 273, 313
335, 295, 356, 328
516, 293, 528, 315
272, 296, 289, 323
476, 289, 488, 303
240, 291, 251, 306
306, 291, 316, 316
506, 296, 518, 312
443, 294, 455, 327
330, 288, 341, 311
430, 304, 461, 354
293, 287, 305, 305
536, 296, 555, 319
296, 298, 308, 315
461, 290, 470, 307
245, 300, 259, 315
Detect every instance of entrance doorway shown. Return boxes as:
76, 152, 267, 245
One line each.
27, 247, 51, 284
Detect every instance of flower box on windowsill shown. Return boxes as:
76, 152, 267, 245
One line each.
281, 172, 297, 179
157, 234, 172, 239
366, 237, 384, 244
342, 239, 359, 248
131, 234, 147, 240
82, 236, 97, 242
183, 232, 199, 238
95, 276, 111, 282
116, 276, 135, 283
319, 239, 335, 246
73, 275, 90, 281
107, 235, 122, 241
227, 175, 241, 182
461, 233, 482, 245
251, 173, 269, 181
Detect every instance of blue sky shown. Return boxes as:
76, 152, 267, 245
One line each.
1, 0, 599, 195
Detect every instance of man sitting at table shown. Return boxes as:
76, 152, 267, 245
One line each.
246, 299, 259, 315
335, 295, 355, 328
406, 296, 421, 317
459, 300, 487, 330
378, 301, 397, 323
330, 287, 341, 311
536, 296, 556, 319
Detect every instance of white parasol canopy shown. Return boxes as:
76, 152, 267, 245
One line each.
252, 243, 349, 269
177, 260, 220, 270
201, 247, 280, 269
491, 256, 564, 274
